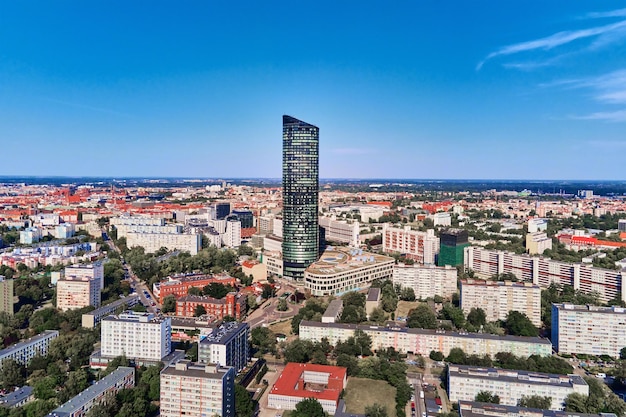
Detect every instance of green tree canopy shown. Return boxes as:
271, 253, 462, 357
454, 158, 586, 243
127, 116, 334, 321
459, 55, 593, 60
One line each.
475, 391, 500, 404
293, 397, 327, 417
504, 311, 538, 337
407, 304, 437, 329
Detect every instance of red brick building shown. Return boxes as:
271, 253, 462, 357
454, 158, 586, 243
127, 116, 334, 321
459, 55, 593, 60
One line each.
154, 273, 237, 303
175, 293, 246, 320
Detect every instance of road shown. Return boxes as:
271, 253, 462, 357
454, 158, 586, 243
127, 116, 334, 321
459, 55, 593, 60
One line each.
408, 373, 426, 417
103, 229, 160, 314
245, 278, 304, 330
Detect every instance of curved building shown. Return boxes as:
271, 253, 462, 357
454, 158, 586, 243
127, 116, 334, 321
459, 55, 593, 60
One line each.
282, 115, 319, 280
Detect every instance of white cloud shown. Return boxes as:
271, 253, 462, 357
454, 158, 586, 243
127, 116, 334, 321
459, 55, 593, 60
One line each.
573, 109, 626, 122
586, 8, 626, 19
478, 19, 626, 70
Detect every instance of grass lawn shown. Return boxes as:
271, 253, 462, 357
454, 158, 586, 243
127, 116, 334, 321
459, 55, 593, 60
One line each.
396, 300, 419, 318
269, 319, 293, 336
344, 377, 397, 417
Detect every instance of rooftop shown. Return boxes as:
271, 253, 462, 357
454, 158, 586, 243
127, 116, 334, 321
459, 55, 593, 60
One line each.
459, 401, 610, 417
0, 386, 33, 408
270, 363, 347, 402
102, 311, 170, 324
449, 365, 587, 388
553, 303, 626, 315
161, 360, 232, 380
323, 299, 344, 320
200, 321, 248, 345
461, 279, 540, 289
0, 330, 59, 359
306, 247, 394, 276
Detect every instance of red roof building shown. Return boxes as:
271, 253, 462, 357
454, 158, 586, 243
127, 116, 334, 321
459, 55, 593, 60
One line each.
175, 293, 246, 320
154, 273, 237, 303
268, 363, 348, 414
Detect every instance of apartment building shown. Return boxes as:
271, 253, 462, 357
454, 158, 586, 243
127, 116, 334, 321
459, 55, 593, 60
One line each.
47, 367, 135, 417
382, 225, 439, 264
299, 321, 551, 358
0, 276, 14, 316
65, 262, 104, 290
460, 280, 541, 327
198, 322, 249, 373
392, 264, 458, 301
100, 311, 171, 362
319, 216, 360, 247
126, 231, 202, 255
56, 276, 101, 311
458, 401, 605, 417
303, 248, 394, 296
552, 303, 626, 358
526, 232, 553, 255
160, 360, 235, 417
448, 365, 588, 410
81, 295, 140, 329
0, 330, 58, 367
464, 247, 626, 303
222, 219, 241, 248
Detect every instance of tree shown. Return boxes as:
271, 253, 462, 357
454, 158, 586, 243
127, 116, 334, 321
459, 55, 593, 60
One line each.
504, 311, 538, 337
365, 403, 388, 417
342, 291, 366, 308
194, 305, 207, 317
203, 283, 231, 299
429, 351, 444, 361
518, 395, 552, 409
276, 298, 288, 312
187, 287, 202, 296
620, 347, 626, 360
368, 307, 387, 324
336, 354, 359, 376
340, 305, 366, 324
467, 308, 487, 327
446, 348, 467, 364
262, 284, 274, 299
440, 303, 465, 329
407, 304, 437, 329
399, 287, 416, 302
162, 295, 177, 313
250, 327, 276, 355
283, 339, 315, 363
564, 393, 589, 413
293, 397, 326, 417
475, 391, 500, 404
235, 384, 256, 417
0, 359, 26, 389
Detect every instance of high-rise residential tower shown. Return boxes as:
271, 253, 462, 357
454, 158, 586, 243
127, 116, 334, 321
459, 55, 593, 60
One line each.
282, 115, 319, 280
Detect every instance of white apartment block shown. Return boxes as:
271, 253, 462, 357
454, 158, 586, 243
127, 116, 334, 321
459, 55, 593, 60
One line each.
299, 321, 552, 358
304, 249, 395, 296
47, 366, 135, 417
319, 216, 360, 247
203, 229, 223, 248
19, 227, 42, 245
433, 212, 452, 227
552, 303, 626, 358
56, 277, 101, 311
210, 219, 227, 234
0, 330, 58, 367
392, 264, 458, 301
464, 246, 626, 303
111, 216, 165, 227
160, 360, 235, 417
115, 223, 182, 238
382, 225, 439, 264
460, 280, 541, 327
272, 217, 283, 238
65, 262, 104, 290
126, 231, 201, 255
223, 220, 241, 248
258, 214, 275, 234
447, 365, 588, 410
198, 322, 249, 373
528, 218, 548, 233
263, 251, 283, 277
526, 232, 552, 255
101, 311, 171, 362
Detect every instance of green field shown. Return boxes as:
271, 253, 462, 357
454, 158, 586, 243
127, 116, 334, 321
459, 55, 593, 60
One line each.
344, 377, 397, 417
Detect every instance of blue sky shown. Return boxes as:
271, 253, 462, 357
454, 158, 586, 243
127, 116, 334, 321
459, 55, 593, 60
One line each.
1, 2, 625, 180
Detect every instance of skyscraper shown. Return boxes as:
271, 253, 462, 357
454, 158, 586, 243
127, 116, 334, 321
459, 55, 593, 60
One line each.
282, 115, 319, 280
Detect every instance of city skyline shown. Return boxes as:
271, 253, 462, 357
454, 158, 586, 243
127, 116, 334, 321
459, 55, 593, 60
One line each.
1, 2, 625, 180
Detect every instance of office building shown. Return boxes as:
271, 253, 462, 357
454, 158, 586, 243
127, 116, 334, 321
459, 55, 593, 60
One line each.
464, 247, 626, 303
438, 228, 469, 267
213, 202, 231, 220
101, 311, 171, 362
619, 219, 626, 232
282, 115, 320, 281
268, 363, 347, 415
458, 401, 608, 417
448, 365, 588, 410
300, 321, 551, 358
0, 330, 58, 367
303, 247, 394, 296
160, 360, 235, 417
382, 225, 439, 264
231, 210, 254, 229
552, 303, 626, 358
0, 276, 14, 316
526, 232, 552, 255
460, 280, 541, 327
154, 273, 237, 303
198, 321, 249, 373
81, 295, 139, 329
319, 217, 360, 247
47, 367, 135, 417
392, 264, 458, 301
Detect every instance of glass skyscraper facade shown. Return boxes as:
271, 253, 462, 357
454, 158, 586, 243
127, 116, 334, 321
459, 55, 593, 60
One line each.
282, 115, 319, 280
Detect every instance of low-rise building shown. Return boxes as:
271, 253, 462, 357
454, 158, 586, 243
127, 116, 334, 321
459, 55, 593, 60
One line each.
460, 280, 541, 327
300, 321, 551, 358
448, 365, 588, 410
175, 293, 245, 320
458, 401, 607, 417
365, 288, 381, 319
0, 330, 59, 367
0, 386, 33, 409
322, 299, 344, 324
268, 363, 347, 415
552, 303, 626, 358
304, 248, 394, 296
154, 273, 237, 303
47, 367, 135, 417
198, 321, 249, 373
81, 295, 140, 329
160, 360, 235, 417
392, 264, 458, 301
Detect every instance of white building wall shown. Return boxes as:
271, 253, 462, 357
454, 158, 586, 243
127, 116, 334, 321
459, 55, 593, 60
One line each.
392, 264, 458, 301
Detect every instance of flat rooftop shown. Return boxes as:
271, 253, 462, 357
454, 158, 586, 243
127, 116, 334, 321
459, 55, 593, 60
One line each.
270, 363, 347, 402
200, 321, 248, 345
306, 247, 394, 275
553, 303, 626, 315
449, 365, 586, 388
0, 330, 58, 358
459, 401, 611, 417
